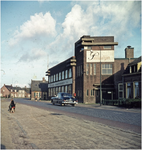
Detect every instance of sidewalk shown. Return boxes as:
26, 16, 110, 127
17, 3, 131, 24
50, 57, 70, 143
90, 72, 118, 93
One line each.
1, 100, 141, 149
39, 99, 141, 113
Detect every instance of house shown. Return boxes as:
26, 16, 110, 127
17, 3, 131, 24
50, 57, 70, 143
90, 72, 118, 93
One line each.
1, 84, 31, 98
22, 86, 31, 98
31, 77, 48, 100
121, 56, 141, 99
0, 84, 12, 98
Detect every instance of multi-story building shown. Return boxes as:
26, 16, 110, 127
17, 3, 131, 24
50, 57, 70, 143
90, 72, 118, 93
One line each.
47, 56, 76, 99
31, 77, 48, 100
46, 35, 139, 103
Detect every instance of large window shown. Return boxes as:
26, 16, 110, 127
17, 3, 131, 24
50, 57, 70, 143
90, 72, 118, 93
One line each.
90, 64, 92, 75
62, 71, 64, 80
62, 86, 64, 92
127, 83, 131, 98
134, 82, 139, 98
65, 86, 68, 93
86, 64, 89, 75
118, 83, 123, 99
65, 70, 68, 79
59, 72, 61, 80
93, 64, 96, 75
54, 75, 55, 82
56, 73, 58, 81
102, 64, 112, 75
87, 89, 89, 96
68, 85, 72, 94
91, 89, 94, 96
69, 68, 72, 78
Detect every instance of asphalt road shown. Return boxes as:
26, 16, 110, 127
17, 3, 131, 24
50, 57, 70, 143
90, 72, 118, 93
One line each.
9, 98, 141, 134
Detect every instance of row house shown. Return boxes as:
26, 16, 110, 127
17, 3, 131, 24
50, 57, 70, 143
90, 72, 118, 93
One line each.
121, 56, 141, 99
0, 84, 31, 98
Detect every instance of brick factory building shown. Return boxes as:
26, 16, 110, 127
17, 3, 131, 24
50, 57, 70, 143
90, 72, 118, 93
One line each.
46, 35, 139, 103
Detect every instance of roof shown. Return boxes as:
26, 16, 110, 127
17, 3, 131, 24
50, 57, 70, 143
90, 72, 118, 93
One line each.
31, 80, 48, 92
123, 56, 141, 75
22, 88, 31, 94
11, 86, 22, 91
5, 85, 12, 91
128, 56, 142, 66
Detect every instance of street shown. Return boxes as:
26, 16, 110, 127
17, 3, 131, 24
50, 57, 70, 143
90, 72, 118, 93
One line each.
1, 98, 141, 149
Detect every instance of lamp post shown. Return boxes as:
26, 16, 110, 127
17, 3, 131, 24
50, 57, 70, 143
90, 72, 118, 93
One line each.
97, 46, 102, 106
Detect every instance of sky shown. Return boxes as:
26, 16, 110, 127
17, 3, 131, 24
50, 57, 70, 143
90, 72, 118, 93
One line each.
1, 0, 141, 88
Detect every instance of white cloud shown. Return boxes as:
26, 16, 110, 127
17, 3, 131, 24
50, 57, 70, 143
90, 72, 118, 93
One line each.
19, 48, 47, 62
9, 12, 56, 47
46, 1, 141, 68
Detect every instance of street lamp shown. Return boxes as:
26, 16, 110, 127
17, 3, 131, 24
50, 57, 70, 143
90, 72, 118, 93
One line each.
98, 46, 102, 106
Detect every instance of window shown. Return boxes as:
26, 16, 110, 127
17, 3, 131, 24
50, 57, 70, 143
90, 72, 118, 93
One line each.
86, 64, 89, 75
48, 76, 50, 83
56, 73, 58, 81
48, 89, 50, 96
118, 83, 123, 99
62, 71, 64, 80
59, 87, 61, 92
54, 75, 55, 82
134, 82, 139, 98
93, 64, 96, 75
102, 64, 112, 75
56, 87, 58, 95
51, 76, 53, 82
65, 86, 68, 93
90, 64, 92, 75
104, 46, 111, 49
87, 89, 89, 96
59, 72, 61, 80
91, 89, 94, 96
68, 85, 71, 94
62, 86, 64, 92
127, 83, 132, 98
80, 65, 82, 75
65, 70, 68, 79
69, 68, 72, 78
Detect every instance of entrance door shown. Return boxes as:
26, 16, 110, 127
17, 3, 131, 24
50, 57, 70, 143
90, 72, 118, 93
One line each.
96, 90, 100, 103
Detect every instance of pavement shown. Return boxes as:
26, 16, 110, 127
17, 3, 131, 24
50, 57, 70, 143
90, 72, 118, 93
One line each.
39, 99, 141, 113
1, 100, 141, 149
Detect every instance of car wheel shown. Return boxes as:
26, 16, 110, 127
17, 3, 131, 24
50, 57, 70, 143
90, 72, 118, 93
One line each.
72, 104, 75, 107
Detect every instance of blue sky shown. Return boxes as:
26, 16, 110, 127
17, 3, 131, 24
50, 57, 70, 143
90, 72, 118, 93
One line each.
1, 0, 141, 88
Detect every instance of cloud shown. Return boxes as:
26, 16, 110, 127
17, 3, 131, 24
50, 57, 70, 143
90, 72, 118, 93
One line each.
9, 12, 56, 47
19, 48, 47, 62
46, 1, 141, 67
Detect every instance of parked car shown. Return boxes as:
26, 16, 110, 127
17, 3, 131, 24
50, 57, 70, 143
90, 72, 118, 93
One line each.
51, 92, 78, 106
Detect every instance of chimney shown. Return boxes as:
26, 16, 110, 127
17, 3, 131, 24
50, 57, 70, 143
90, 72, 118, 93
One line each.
125, 46, 134, 58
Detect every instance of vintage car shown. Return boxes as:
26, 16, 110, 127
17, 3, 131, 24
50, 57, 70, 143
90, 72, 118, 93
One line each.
51, 92, 78, 106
